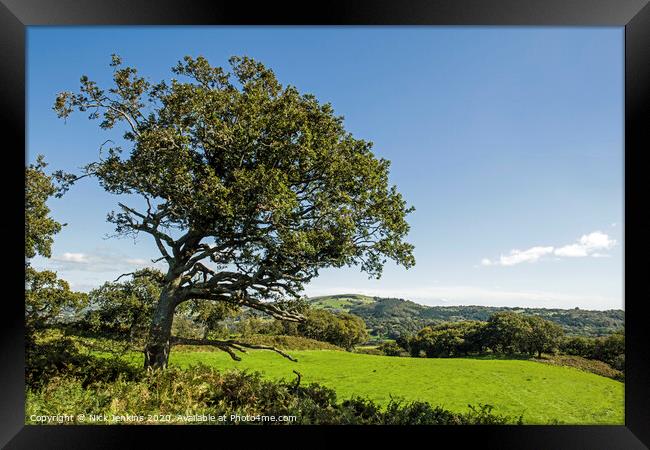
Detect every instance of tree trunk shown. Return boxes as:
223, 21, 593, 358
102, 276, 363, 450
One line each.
144, 281, 180, 370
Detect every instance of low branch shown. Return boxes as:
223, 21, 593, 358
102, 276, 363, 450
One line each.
179, 287, 305, 323
169, 336, 298, 362
170, 336, 243, 361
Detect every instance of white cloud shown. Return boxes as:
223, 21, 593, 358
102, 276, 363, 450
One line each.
43, 250, 164, 274
553, 244, 586, 257
55, 252, 89, 263
481, 231, 617, 267
499, 246, 554, 266
32, 250, 169, 292
554, 231, 616, 258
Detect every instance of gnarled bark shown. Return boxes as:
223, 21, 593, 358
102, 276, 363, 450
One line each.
143, 281, 179, 369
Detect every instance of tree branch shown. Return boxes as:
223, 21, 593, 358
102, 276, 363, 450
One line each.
117, 202, 176, 262
169, 336, 297, 362
180, 288, 304, 322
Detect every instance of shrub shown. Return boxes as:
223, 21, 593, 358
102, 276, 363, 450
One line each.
26, 335, 141, 390
378, 341, 405, 356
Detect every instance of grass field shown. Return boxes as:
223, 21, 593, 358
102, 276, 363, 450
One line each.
116, 349, 623, 424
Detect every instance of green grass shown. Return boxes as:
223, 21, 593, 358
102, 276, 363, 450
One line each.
116, 349, 623, 424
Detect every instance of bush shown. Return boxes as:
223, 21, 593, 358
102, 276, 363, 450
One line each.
378, 341, 405, 356
26, 333, 141, 390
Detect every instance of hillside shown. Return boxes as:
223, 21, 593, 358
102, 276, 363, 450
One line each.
308, 295, 624, 339
158, 350, 622, 424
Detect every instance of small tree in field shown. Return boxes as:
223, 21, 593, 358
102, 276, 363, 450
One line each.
55, 55, 415, 369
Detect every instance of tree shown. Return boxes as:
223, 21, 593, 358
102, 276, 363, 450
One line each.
54, 55, 415, 368
524, 315, 563, 358
26, 156, 63, 260
593, 331, 624, 370
295, 309, 368, 350
330, 312, 369, 350
560, 336, 595, 358
484, 312, 531, 354
25, 157, 87, 349
25, 267, 86, 347
84, 268, 165, 340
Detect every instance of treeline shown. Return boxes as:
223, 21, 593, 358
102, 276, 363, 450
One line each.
335, 297, 624, 340
398, 313, 564, 359
379, 312, 624, 372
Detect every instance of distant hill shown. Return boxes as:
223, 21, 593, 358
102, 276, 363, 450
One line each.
308, 295, 624, 340
308, 294, 375, 310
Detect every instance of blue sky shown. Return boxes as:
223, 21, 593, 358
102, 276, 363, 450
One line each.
27, 27, 624, 310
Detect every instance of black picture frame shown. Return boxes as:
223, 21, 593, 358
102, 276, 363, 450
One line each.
2, 1, 648, 448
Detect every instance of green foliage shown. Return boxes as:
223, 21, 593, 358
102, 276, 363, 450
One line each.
592, 332, 625, 371
25, 156, 62, 260
25, 155, 87, 346
183, 299, 239, 339
409, 321, 487, 358
83, 269, 164, 340
559, 331, 624, 371
404, 314, 564, 358
25, 268, 88, 344
54, 52, 415, 308
483, 312, 535, 354
288, 308, 369, 350
26, 331, 140, 391
234, 315, 280, 338
81, 269, 240, 342
523, 315, 564, 357
377, 341, 404, 356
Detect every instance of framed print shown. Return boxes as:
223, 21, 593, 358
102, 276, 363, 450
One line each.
2, 0, 649, 448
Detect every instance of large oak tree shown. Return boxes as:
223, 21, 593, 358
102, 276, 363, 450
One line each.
55, 55, 415, 369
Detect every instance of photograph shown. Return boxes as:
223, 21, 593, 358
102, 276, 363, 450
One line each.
24, 25, 626, 427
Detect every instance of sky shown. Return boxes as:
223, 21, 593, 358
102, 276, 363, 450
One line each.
27, 26, 624, 310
